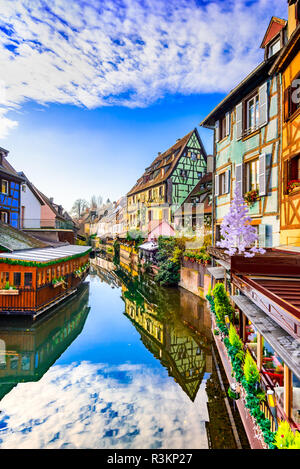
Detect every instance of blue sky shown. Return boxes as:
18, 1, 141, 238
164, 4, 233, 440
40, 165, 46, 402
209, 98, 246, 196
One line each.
0, 0, 287, 211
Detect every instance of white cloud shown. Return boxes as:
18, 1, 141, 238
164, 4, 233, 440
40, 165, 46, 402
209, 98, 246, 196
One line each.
0, 0, 287, 136
0, 361, 209, 449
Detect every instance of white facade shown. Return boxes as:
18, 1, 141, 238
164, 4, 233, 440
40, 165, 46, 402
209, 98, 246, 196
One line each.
20, 183, 42, 228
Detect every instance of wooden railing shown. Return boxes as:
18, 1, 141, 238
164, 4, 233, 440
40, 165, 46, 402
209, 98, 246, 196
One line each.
207, 246, 231, 263
0, 271, 89, 314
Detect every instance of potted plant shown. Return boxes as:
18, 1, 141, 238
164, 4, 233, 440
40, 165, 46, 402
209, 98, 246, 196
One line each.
0, 281, 19, 295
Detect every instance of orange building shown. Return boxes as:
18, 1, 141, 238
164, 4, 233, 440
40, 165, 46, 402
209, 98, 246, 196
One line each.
0, 245, 90, 317
271, 0, 300, 246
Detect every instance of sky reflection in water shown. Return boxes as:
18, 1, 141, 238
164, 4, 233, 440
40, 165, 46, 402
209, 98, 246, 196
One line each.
0, 266, 216, 449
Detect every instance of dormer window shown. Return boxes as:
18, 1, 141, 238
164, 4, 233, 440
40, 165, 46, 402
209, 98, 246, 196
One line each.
267, 37, 281, 58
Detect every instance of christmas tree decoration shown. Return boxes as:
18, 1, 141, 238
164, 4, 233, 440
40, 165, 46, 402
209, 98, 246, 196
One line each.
216, 187, 266, 257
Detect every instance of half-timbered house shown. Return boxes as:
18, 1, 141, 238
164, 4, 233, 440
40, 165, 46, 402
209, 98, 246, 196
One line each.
0, 147, 24, 229
201, 17, 286, 250
127, 128, 208, 234
270, 0, 300, 247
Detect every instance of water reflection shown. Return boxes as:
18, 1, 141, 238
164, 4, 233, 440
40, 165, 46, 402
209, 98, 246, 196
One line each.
117, 268, 212, 402
0, 282, 90, 402
0, 256, 242, 449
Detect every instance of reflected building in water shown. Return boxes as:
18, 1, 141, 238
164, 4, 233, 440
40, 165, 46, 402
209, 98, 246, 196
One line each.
89, 257, 121, 288
0, 282, 90, 401
89, 257, 248, 449
115, 265, 212, 402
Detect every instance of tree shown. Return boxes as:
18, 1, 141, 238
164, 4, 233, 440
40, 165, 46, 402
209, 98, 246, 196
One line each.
216, 187, 266, 257
90, 195, 103, 209
71, 199, 89, 218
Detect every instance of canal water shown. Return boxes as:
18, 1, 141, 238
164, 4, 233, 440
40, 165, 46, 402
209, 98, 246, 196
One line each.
0, 256, 248, 449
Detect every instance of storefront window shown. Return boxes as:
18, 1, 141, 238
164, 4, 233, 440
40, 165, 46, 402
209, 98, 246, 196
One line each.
246, 322, 258, 359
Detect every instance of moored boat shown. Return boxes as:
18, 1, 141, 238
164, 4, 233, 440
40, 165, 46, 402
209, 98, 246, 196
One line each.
0, 245, 91, 317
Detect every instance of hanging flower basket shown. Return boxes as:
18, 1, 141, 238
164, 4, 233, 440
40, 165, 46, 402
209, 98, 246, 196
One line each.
244, 189, 260, 206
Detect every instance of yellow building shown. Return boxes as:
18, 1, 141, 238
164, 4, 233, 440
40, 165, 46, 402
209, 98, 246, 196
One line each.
271, 0, 300, 246
127, 129, 208, 233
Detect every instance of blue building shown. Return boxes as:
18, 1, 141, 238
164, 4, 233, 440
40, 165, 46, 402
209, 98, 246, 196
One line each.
0, 147, 24, 229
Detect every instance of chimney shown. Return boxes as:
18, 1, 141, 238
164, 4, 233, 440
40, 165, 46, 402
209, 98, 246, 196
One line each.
49, 197, 54, 204
288, 0, 299, 39
206, 155, 214, 173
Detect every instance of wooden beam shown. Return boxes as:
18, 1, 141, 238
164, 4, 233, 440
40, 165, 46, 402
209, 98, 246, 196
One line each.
257, 332, 263, 371
284, 364, 292, 419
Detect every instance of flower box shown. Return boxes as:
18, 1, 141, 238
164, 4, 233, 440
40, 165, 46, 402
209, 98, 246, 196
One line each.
287, 180, 300, 194
244, 189, 260, 206
52, 281, 64, 288
0, 289, 19, 295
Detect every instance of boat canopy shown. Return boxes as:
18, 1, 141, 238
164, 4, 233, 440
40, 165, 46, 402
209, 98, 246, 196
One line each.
0, 245, 90, 263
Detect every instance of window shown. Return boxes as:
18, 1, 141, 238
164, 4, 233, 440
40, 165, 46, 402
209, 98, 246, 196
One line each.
197, 171, 202, 179
47, 269, 51, 283
220, 115, 227, 140
267, 38, 281, 58
13, 272, 21, 287
289, 154, 300, 179
164, 163, 171, 173
245, 159, 259, 192
0, 211, 8, 224
1, 180, 8, 194
24, 272, 32, 287
190, 152, 197, 161
215, 225, 221, 242
284, 74, 300, 121
219, 172, 226, 195
215, 169, 230, 196
236, 84, 268, 140
180, 169, 188, 179
0, 272, 9, 288
246, 94, 259, 133
286, 154, 300, 193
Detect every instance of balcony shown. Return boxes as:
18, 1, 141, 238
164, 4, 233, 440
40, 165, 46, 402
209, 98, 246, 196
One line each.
21, 219, 75, 230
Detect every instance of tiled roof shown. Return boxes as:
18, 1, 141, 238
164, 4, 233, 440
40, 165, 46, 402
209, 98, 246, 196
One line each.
0, 155, 24, 182
127, 129, 196, 196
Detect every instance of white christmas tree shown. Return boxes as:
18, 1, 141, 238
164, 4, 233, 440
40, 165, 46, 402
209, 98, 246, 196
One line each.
216, 187, 266, 257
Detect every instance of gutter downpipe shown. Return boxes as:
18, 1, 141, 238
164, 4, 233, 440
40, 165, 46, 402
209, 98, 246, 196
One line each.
200, 123, 216, 267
